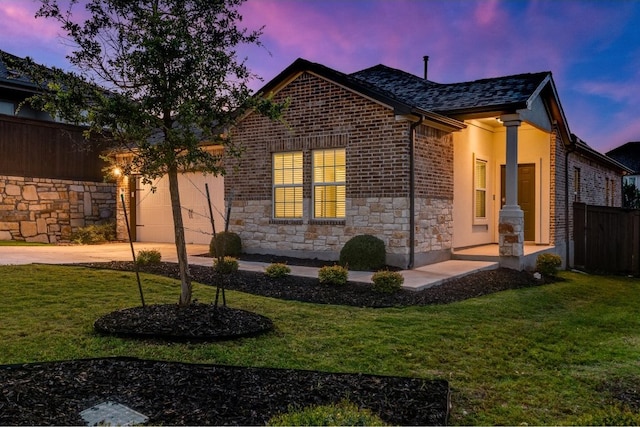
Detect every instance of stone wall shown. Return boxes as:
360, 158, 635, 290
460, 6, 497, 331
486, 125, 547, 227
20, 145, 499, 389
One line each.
0, 175, 116, 243
230, 195, 453, 268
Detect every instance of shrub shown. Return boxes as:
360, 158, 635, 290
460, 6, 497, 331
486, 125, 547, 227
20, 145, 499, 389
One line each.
209, 231, 242, 257
318, 265, 348, 286
371, 270, 404, 294
213, 256, 239, 275
136, 249, 162, 265
339, 235, 386, 271
71, 222, 116, 244
536, 253, 562, 276
265, 263, 291, 278
268, 399, 387, 426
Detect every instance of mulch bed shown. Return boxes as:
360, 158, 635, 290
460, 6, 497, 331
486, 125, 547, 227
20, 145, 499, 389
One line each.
79, 261, 546, 308
94, 304, 274, 341
0, 357, 449, 425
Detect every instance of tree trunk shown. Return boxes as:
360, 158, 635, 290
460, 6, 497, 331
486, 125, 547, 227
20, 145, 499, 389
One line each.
168, 165, 192, 305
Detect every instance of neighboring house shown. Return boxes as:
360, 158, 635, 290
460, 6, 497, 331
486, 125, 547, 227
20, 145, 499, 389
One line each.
0, 50, 115, 243
222, 58, 627, 270
607, 141, 640, 191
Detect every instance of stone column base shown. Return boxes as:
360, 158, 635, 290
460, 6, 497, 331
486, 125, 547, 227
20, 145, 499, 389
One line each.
499, 206, 524, 270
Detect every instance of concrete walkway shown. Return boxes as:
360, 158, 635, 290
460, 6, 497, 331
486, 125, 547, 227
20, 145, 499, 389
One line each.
0, 242, 498, 291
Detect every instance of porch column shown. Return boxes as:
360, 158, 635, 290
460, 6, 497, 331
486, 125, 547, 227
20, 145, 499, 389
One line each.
499, 113, 525, 270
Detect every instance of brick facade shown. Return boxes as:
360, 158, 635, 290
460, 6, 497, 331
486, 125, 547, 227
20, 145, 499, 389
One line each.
550, 128, 624, 267
0, 175, 116, 243
226, 72, 454, 267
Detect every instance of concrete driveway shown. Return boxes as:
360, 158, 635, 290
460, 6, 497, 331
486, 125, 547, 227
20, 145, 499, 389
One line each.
0, 242, 210, 266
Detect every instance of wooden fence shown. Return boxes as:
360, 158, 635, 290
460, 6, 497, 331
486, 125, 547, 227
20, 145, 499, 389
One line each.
0, 115, 107, 182
573, 203, 640, 276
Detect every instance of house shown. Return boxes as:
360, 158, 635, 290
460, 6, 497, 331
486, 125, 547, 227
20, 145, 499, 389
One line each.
0, 50, 115, 243
607, 141, 640, 191
114, 149, 225, 245
221, 58, 628, 270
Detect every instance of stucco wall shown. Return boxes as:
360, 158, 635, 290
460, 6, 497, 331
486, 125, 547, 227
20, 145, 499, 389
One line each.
453, 121, 553, 248
0, 175, 116, 243
492, 124, 552, 244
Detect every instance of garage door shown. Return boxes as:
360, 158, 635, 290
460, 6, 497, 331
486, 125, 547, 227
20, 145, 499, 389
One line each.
135, 173, 225, 245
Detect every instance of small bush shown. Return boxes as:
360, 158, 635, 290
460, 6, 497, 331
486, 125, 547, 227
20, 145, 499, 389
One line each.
318, 265, 348, 286
339, 235, 386, 271
536, 253, 562, 276
371, 270, 404, 294
213, 256, 239, 275
71, 222, 116, 244
265, 263, 291, 278
268, 399, 387, 426
136, 249, 162, 265
209, 231, 242, 257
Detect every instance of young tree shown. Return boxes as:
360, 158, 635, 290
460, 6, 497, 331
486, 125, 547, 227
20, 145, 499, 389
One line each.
22, 0, 284, 305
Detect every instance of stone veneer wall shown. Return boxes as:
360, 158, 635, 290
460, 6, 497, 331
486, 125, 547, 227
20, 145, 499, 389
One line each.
0, 175, 116, 243
413, 197, 453, 265
231, 195, 453, 268
231, 196, 408, 266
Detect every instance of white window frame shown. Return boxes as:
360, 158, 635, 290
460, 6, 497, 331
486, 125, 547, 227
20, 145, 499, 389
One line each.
312, 148, 346, 219
272, 151, 303, 219
473, 156, 488, 225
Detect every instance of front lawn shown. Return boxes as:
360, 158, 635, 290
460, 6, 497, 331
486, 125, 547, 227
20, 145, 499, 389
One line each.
1, 265, 639, 425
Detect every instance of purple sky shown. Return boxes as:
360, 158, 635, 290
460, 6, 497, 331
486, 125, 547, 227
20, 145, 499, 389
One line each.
1, 0, 639, 153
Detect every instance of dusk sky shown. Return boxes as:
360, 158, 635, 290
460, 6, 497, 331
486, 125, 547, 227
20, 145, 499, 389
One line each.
1, 0, 639, 153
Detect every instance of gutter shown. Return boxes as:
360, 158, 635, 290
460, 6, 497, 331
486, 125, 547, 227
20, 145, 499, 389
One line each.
564, 138, 576, 270
408, 115, 424, 269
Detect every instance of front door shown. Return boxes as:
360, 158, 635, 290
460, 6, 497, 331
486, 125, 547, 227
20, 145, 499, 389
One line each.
501, 164, 535, 241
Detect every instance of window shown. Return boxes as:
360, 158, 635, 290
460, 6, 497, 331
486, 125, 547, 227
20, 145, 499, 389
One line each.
610, 179, 615, 206
474, 158, 487, 220
273, 152, 303, 218
574, 167, 581, 202
0, 100, 15, 115
313, 148, 345, 219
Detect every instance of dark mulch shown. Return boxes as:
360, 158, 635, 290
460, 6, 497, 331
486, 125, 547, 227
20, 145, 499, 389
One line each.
80, 261, 545, 308
94, 304, 273, 341
0, 357, 449, 426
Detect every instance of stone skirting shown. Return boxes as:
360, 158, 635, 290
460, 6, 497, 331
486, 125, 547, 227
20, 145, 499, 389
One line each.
0, 175, 116, 243
498, 207, 525, 270
229, 196, 453, 268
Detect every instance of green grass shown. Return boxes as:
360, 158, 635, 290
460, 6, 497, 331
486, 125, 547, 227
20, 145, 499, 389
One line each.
0, 240, 51, 246
1, 265, 640, 425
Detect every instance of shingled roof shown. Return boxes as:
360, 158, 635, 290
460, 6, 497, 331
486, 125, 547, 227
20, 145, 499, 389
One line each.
0, 50, 41, 92
350, 64, 551, 116
606, 141, 640, 174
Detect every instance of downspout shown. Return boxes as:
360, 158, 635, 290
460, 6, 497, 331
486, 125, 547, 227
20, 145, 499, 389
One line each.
564, 139, 576, 270
409, 116, 424, 269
